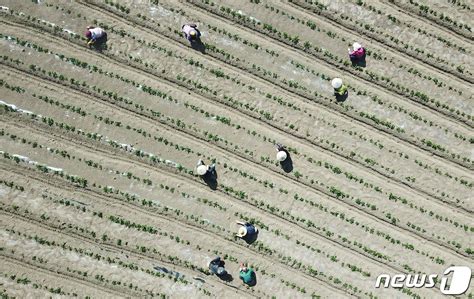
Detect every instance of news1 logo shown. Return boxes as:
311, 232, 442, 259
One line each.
375, 266, 472, 295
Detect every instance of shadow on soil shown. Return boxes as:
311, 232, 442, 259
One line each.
242, 231, 259, 245
335, 91, 349, 102
191, 39, 206, 53
351, 55, 366, 67
201, 171, 217, 190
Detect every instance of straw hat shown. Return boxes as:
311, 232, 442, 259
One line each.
196, 165, 208, 176
331, 78, 343, 89
353, 42, 362, 51
276, 151, 287, 162
237, 226, 247, 237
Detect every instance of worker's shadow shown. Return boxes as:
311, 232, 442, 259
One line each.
351, 55, 366, 68
246, 272, 257, 287
242, 232, 258, 245
335, 91, 349, 103
191, 39, 206, 53
202, 171, 218, 190
280, 150, 293, 173
219, 273, 233, 282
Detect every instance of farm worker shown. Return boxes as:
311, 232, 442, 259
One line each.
182, 23, 201, 42
236, 221, 258, 238
239, 263, 255, 285
85, 26, 107, 48
331, 77, 348, 96
275, 143, 287, 162
209, 256, 227, 277
348, 42, 365, 61
196, 159, 215, 176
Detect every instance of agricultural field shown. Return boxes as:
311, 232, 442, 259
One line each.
0, 0, 473, 298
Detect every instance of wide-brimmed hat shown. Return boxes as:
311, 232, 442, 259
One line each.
276, 151, 287, 162
353, 42, 362, 51
238, 226, 247, 237
196, 165, 208, 176
331, 78, 343, 89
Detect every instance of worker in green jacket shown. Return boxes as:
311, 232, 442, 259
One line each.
331, 77, 348, 96
239, 263, 255, 285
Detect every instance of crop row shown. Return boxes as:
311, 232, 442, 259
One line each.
4, 8, 474, 209
0, 166, 340, 298
0, 101, 468, 290
2, 43, 472, 258
0, 126, 386, 296
188, 0, 473, 121
1, 51, 472, 270
83, 0, 474, 169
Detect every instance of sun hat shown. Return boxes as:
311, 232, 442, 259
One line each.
353, 42, 362, 51
238, 226, 247, 237
331, 78, 343, 89
276, 151, 287, 162
196, 165, 208, 176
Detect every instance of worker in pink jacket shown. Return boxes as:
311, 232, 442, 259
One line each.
348, 42, 365, 63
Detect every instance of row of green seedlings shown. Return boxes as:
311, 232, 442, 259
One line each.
404, 0, 472, 33
193, 0, 473, 124
0, 137, 331, 298
1, 236, 169, 298
128, 3, 474, 167
0, 57, 470, 250
2, 97, 468, 265
8, 0, 474, 168
1, 199, 215, 296
0, 271, 76, 297
0, 131, 434, 290
1, 53, 468, 264
0, 127, 377, 295
234, 211, 372, 278
234, 2, 473, 128
360, 1, 468, 53
8, 5, 470, 193
5, 227, 171, 298
288, 0, 471, 77
0, 121, 400, 298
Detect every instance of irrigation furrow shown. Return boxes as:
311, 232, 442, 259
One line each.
3, 61, 473, 266
383, 0, 474, 41
3, 9, 473, 214
0, 252, 128, 297
286, 0, 474, 85
1, 33, 472, 270
81, 0, 474, 170
3, 14, 471, 217
0, 155, 352, 297
1, 103, 472, 288
0, 208, 252, 298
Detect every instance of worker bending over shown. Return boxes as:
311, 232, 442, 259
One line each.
182, 23, 201, 43
85, 26, 107, 48
331, 77, 348, 97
